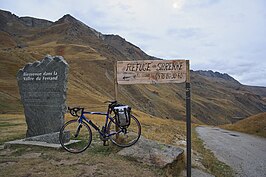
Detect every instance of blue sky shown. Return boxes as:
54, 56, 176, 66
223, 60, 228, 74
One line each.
1, 0, 266, 86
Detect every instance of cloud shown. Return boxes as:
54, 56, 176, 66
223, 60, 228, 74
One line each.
233, 66, 266, 87
167, 28, 204, 39
186, 0, 221, 8
1, 0, 266, 86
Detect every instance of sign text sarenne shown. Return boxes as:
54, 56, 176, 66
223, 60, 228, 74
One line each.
117, 60, 187, 84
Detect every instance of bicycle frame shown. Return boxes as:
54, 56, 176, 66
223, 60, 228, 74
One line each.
78, 107, 121, 138
60, 102, 141, 153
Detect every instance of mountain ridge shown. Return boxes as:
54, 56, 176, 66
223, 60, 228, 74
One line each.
193, 70, 239, 84
0, 9, 265, 125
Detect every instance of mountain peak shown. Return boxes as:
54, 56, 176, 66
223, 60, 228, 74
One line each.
53, 14, 104, 40
56, 14, 78, 24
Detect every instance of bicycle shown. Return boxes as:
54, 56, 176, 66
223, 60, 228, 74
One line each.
59, 101, 141, 153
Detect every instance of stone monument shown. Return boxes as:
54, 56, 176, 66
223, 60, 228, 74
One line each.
17, 55, 69, 140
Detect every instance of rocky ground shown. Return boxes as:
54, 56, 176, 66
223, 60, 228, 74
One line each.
0, 140, 166, 177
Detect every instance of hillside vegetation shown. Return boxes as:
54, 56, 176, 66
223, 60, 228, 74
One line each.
222, 112, 266, 138
0, 112, 234, 177
0, 9, 266, 125
0, 113, 172, 177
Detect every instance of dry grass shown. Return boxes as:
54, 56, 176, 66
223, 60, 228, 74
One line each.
221, 112, 266, 138
0, 114, 26, 144
0, 113, 166, 177
0, 111, 187, 177
133, 110, 186, 145
0, 111, 236, 177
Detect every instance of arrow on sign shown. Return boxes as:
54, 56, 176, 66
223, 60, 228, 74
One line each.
122, 74, 136, 80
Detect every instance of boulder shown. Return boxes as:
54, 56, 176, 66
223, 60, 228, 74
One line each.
118, 136, 184, 176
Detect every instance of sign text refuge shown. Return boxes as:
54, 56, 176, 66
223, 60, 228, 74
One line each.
117, 60, 187, 84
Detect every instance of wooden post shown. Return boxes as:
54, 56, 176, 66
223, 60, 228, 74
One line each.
186, 60, 191, 177
114, 61, 119, 140
114, 61, 118, 101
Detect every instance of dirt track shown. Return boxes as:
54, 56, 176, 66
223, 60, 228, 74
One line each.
196, 126, 266, 177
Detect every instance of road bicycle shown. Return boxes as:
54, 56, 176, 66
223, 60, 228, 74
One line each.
59, 101, 141, 153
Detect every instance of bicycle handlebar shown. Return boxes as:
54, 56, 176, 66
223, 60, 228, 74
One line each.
68, 107, 84, 117
68, 101, 119, 116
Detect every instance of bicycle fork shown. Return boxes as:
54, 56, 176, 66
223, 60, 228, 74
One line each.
74, 123, 82, 138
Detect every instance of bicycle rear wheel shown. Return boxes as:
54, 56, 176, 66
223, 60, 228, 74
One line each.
59, 119, 92, 153
107, 115, 141, 147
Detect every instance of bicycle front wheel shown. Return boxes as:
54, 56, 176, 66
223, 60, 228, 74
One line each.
107, 115, 141, 147
59, 119, 92, 153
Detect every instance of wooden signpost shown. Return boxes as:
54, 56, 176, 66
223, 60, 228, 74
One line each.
117, 60, 186, 84
115, 59, 191, 177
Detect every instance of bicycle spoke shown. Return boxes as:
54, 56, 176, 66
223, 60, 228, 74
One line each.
107, 115, 141, 147
59, 120, 92, 153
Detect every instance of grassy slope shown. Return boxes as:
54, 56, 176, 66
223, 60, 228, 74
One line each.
221, 112, 266, 138
1, 14, 266, 125
2, 41, 265, 124
0, 112, 185, 177
0, 112, 235, 177
0, 36, 202, 123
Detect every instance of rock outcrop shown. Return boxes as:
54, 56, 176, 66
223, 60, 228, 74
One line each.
118, 136, 184, 176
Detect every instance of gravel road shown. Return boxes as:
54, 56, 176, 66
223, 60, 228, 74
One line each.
196, 126, 266, 177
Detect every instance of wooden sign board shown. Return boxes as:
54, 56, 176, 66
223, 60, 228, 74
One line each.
117, 60, 187, 84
